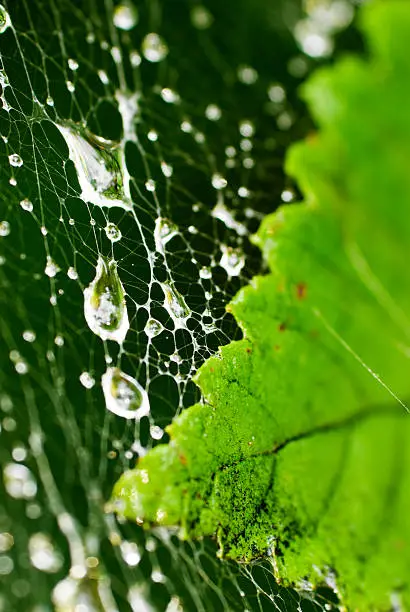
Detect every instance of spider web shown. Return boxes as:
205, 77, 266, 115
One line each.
0, 1, 358, 610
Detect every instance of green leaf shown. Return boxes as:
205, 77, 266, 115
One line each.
112, 2, 410, 608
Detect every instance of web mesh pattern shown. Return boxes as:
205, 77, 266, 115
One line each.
0, 1, 357, 610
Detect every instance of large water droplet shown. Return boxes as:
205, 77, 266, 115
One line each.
154, 217, 178, 254
144, 318, 164, 338
161, 282, 191, 329
113, 3, 138, 30
0, 5, 11, 35
102, 367, 150, 419
142, 33, 168, 63
56, 122, 131, 210
105, 222, 122, 242
83, 256, 129, 344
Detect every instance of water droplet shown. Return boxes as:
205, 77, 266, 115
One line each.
113, 3, 138, 30
161, 161, 173, 178
79, 371, 95, 389
66, 80, 75, 93
44, 256, 60, 278
161, 88, 180, 104
29, 533, 63, 573
161, 282, 191, 329
19, 198, 33, 212
211, 173, 227, 190
22, 330, 36, 343
54, 335, 64, 347
142, 33, 168, 63
46, 95, 54, 106
150, 425, 164, 440
102, 367, 150, 419
199, 266, 212, 280
0, 533, 13, 553
68, 58, 79, 71
98, 69, 109, 85
56, 122, 131, 210
147, 129, 158, 142
145, 178, 156, 192
154, 217, 178, 254
83, 256, 129, 344
0, 221, 10, 236
3, 463, 37, 499
281, 188, 296, 202
0, 5, 11, 34
268, 83, 286, 103
8, 153, 23, 167
237, 65, 258, 85
220, 245, 245, 277
120, 541, 141, 566
238, 186, 250, 198
205, 104, 222, 121
67, 266, 78, 280
105, 222, 122, 242
239, 121, 254, 138
190, 5, 213, 30
144, 318, 164, 338
130, 50, 141, 67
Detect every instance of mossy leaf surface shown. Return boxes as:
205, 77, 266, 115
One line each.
112, 3, 410, 608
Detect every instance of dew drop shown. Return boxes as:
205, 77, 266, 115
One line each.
161, 282, 191, 329
142, 33, 168, 63
56, 122, 131, 210
211, 173, 227, 190
29, 533, 63, 573
0, 221, 10, 236
79, 371, 95, 389
67, 266, 78, 280
120, 541, 141, 566
83, 256, 129, 344
66, 80, 75, 93
44, 257, 60, 278
8, 153, 23, 167
102, 367, 150, 419
199, 266, 212, 280
0, 5, 10, 34
46, 96, 54, 107
98, 69, 109, 85
220, 245, 245, 277
144, 318, 164, 338
113, 3, 138, 30
3, 463, 37, 499
237, 65, 258, 85
68, 58, 79, 71
161, 161, 173, 178
145, 178, 156, 192
161, 87, 180, 104
191, 5, 213, 30
105, 222, 122, 242
130, 50, 142, 67
19, 198, 33, 212
205, 104, 222, 121
154, 217, 178, 254
22, 330, 36, 343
